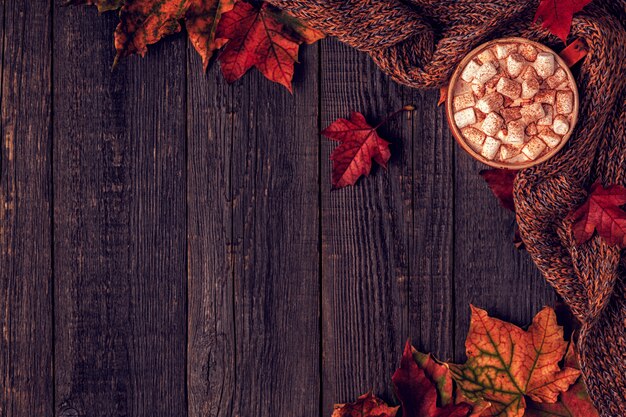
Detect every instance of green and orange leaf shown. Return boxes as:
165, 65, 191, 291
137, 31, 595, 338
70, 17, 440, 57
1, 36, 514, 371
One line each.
449, 306, 580, 417
332, 392, 399, 417
186, 0, 236, 68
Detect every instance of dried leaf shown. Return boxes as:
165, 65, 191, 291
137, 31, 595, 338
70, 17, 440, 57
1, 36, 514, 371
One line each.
525, 344, 600, 417
480, 169, 518, 212
216, 2, 323, 91
533, 0, 592, 42
569, 182, 626, 248
392, 342, 472, 417
322, 112, 392, 189
450, 306, 580, 417
332, 392, 399, 417
186, 0, 236, 69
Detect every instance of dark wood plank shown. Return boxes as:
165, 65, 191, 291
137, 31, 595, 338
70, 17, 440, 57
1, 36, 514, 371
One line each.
453, 151, 557, 361
186, 41, 320, 416
53, 7, 187, 416
186, 48, 236, 417
320, 40, 410, 415
0, 0, 53, 415
406, 90, 455, 361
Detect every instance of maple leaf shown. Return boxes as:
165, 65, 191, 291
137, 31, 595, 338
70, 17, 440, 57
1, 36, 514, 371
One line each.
65, 0, 124, 13
569, 182, 626, 248
525, 343, 599, 417
216, 2, 323, 92
480, 169, 518, 212
533, 0, 592, 42
331, 392, 399, 417
186, 0, 236, 69
392, 342, 472, 417
449, 306, 580, 417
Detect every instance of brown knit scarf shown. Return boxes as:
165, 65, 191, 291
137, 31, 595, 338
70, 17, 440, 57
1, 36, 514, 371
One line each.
262, 0, 626, 415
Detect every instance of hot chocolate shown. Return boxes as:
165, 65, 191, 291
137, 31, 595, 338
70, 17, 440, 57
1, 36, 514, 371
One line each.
448, 38, 578, 168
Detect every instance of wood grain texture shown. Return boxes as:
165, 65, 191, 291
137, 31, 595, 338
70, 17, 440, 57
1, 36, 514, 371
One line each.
186, 49, 236, 417
406, 90, 455, 361
320, 39, 410, 415
453, 151, 557, 361
53, 7, 187, 417
186, 44, 321, 417
0, 0, 53, 415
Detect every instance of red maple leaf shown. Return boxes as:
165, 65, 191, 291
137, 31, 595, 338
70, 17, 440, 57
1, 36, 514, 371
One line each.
479, 169, 518, 212
533, 0, 592, 42
569, 182, 626, 248
332, 392, 399, 417
392, 342, 472, 417
216, 1, 323, 92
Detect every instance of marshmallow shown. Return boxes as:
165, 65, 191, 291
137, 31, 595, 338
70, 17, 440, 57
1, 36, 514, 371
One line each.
521, 65, 539, 81
534, 52, 555, 78
477, 48, 498, 65
497, 77, 522, 99
539, 129, 561, 147
521, 102, 546, 124
461, 127, 486, 151
534, 90, 556, 105
495, 43, 517, 59
481, 136, 500, 160
537, 105, 554, 126
474, 61, 499, 85
454, 107, 477, 128
552, 115, 570, 135
521, 77, 540, 99
556, 90, 574, 114
504, 120, 525, 145
518, 44, 538, 61
522, 137, 547, 159
525, 123, 538, 136
546, 68, 567, 89
497, 129, 507, 141
482, 112, 504, 136
507, 153, 531, 164
453, 92, 476, 111
461, 59, 481, 82
476, 92, 504, 114
471, 83, 486, 98
500, 107, 522, 123
506, 53, 526, 77
500, 145, 521, 160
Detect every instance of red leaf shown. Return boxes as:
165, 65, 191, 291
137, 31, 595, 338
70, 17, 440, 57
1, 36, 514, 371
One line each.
533, 0, 592, 42
569, 182, 626, 248
216, 2, 322, 92
480, 169, 518, 212
322, 112, 395, 189
332, 392, 399, 417
392, 342, 472, 417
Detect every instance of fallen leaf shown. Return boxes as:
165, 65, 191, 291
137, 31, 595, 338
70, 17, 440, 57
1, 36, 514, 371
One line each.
533, 0, 592, 42
322, 111, 392, 188
412, 348, 455, 406
449, 306, 580, 417
186, 0, 236, 69
480, 169, 518, 212
569, 182, 626, 248
392, 342, 472, 417
216, 2, 323, 91
525, 343, 599, 417
332, 392, 399, 417
65, 0, 124, 13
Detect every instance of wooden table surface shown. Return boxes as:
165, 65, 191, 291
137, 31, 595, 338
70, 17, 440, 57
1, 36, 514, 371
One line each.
0, 2, 557, 416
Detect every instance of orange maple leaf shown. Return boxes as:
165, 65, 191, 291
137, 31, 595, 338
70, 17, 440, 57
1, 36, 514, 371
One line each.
332, 392, 399, 417
449, 306, 580, 417
525, 343, 600, 417
569, 182, 626, 248
216, 1, 323, 92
